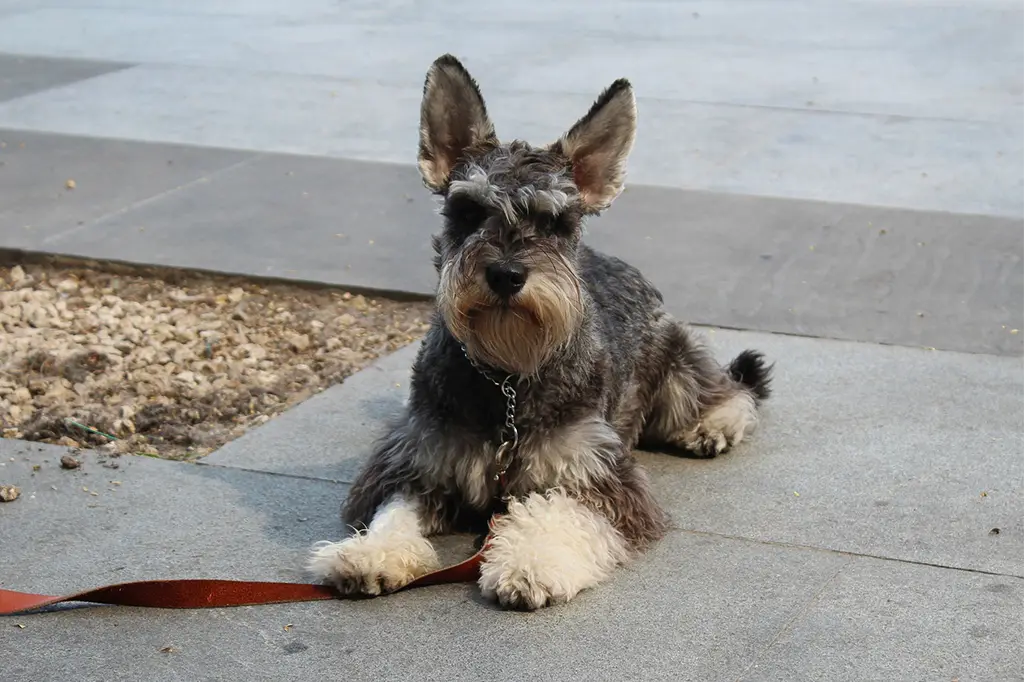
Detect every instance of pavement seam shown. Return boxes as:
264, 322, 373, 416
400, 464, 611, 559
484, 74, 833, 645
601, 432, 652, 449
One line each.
732, 559, 851, 682
682, 528, 1024, 580
37, 152, 265, 246
194, 460, 349, 485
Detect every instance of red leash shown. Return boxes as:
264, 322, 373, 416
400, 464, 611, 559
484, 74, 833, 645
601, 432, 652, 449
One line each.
0, 545, 487, 616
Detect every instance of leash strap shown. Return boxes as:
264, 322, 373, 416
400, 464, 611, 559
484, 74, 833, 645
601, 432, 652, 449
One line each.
0, 547, 487, 616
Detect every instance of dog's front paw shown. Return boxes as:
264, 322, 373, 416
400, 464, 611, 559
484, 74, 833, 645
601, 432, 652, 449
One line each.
684, 392, 758, 457
479, 565, 566, 611
308, 532, 439, 597
477, 491, 629, 611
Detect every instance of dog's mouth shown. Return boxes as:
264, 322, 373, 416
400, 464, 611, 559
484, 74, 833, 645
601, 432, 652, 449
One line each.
467, 301, 543, 329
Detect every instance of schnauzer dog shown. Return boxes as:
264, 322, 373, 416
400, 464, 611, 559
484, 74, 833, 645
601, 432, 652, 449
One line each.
309, 54, 772, 610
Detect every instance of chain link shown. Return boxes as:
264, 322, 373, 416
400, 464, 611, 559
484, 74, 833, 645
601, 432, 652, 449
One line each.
499, 377, 517, 447
462, 346, 519, 487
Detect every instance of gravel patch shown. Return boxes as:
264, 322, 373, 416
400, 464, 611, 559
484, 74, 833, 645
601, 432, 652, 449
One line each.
0, 262, 431, 459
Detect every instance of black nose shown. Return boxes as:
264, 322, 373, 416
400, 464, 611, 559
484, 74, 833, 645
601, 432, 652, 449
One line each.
485, 262, 528, 298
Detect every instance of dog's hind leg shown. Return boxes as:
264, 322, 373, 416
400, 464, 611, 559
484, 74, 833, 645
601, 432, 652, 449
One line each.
641, 319, 772, 458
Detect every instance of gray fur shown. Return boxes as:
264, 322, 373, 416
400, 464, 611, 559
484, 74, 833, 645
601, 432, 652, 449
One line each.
341, 54, 773, 554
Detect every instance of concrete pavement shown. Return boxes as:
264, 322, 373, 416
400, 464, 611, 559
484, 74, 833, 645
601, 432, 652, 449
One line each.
1, 128, 1021, 355
3, 328, 1022, 681
1, 0, 1022, 680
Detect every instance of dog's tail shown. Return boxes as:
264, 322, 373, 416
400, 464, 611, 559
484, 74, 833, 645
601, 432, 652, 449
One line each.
727, 350, 773, 401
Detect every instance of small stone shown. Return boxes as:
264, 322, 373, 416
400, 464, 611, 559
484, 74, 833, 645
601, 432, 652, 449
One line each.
60, 454, 81, 470
65, 179, 76, 190
0, 262, 431, 460
287, 333, 311, 352
0, 485, 20, 502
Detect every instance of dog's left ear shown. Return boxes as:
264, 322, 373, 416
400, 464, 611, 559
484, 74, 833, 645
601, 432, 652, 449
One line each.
553, 79, 637, 213
418, 54, 497, 192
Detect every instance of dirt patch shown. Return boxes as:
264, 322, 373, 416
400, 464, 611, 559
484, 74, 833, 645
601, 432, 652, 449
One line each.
0, 262, 432, 459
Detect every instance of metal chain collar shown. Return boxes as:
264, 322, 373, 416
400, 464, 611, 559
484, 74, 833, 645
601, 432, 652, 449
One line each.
462, 346, 518, 494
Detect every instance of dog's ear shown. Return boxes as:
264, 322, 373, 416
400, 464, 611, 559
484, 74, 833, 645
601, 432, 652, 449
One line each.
418, 54, 497, 192
554, 79, 637, 213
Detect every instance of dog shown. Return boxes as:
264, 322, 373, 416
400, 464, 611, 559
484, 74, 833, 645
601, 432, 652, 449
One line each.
309, 54, 773, 611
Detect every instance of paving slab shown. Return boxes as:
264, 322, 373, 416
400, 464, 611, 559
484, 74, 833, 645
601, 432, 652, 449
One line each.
0, 128, 256, 248
207, 330, 1024, 577
0, 440, 851, 682
0, 441, 347, 587
0, 0, 1019, 218
0, 52, 130, 104
655, 328, 1023, 577
3, 419, 1020, 680
27, 151, 438, 288
0, 0, 35, 19
589, 186, 1023, 357
743, 559, 1024, 682
0, 63, 1018, 218
7, 137, 1019, 356
206, 341, 417, 483
0, 1, 1020, 124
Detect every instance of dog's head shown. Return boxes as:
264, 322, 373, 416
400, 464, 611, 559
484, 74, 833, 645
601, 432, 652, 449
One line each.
418, 54, 637, 376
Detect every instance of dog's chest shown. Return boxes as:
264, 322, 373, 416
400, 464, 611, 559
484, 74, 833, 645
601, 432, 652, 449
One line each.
445, 384, 617, 507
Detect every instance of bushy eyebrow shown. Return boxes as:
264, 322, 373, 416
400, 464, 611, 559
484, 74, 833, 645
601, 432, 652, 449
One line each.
449, 164, 576, 224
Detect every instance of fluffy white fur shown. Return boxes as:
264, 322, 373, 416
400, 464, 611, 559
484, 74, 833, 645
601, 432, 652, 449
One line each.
685, 391, 758, 455
478, 489, 629, 610
308, 495, 439, 595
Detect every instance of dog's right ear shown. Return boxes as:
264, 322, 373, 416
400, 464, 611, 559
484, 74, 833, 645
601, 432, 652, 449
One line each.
418, 54, 497, 192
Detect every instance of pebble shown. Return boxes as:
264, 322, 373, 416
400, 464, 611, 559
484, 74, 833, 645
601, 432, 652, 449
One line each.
288, 333, 311, 352
0, 263, 431, 459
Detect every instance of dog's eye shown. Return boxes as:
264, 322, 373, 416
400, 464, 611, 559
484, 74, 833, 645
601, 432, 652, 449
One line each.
534, 212, 555, 232
535, 211, 573, 236
443, 196, 489, 236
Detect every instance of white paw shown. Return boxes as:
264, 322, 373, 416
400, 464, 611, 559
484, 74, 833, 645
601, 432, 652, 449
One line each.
684, 392, 758, 457
478, 491, 628, 611
308, 531, 439, 596
480, 563, 567, 611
